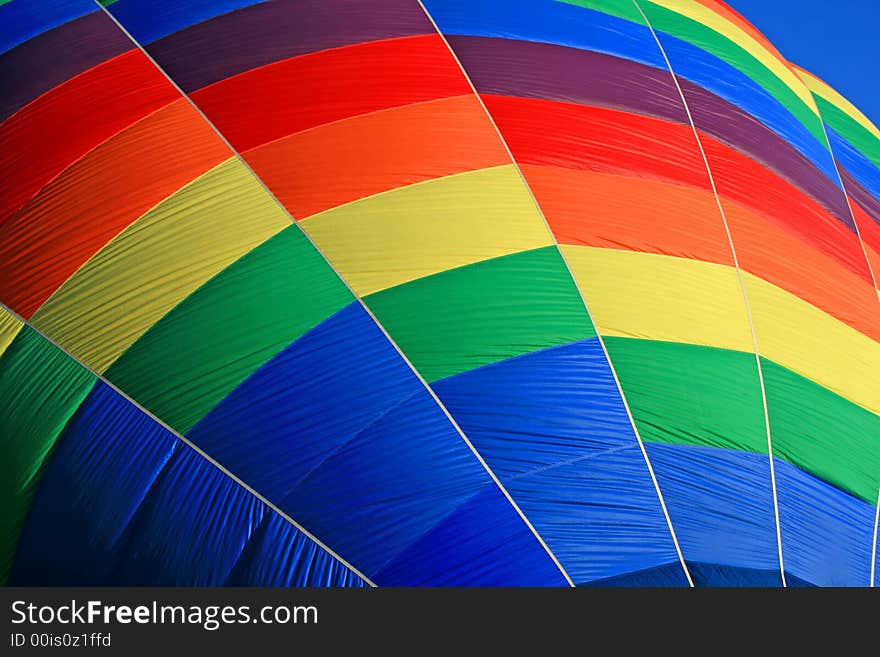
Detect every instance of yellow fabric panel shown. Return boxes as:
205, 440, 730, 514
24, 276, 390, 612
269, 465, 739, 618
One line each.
560, 245, 753, 351
0, 307, 24, 360
300, 165, 553, 296
563, 246, 880, 412
795, 66, 880, 142
650, 0, 817, 115
744, 272, 880, 415
30, 158, 289, 373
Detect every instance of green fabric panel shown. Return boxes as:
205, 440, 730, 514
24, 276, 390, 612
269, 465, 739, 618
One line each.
0, 326, 96, 584
762, 357, 880, 503
564, 1, 825, 149
105, 225, 353, 433
637, 1, 826, 147
604, 337, 766, 453
603, 336, 880, 502
559, 0, 647, 25
365, 246, 594, 382
813, 94, 880, 171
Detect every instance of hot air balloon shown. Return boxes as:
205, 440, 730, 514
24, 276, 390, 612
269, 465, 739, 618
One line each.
1, 0, 879, 588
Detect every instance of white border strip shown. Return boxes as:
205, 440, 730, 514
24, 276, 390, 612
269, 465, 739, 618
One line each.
415, 0, 694, 587
93, 0, 574, 587
631, 0, 787, 586
1, 301, 376, 586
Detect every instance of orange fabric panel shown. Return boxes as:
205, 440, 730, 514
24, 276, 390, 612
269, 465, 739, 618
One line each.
488, 95, 868, 288
866, 245, 880, 292
0, 99, 229, 318
192, 34, 471, 152
723, 199, 880, 343
700, 132, 873, 285
244, 94, 509, 219
517, 163, 880, 341
519, 164, 734, 266
0, 50, 177, 227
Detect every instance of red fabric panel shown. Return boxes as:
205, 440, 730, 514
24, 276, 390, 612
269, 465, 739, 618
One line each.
0, 50, 177, 227
192, 35, 471, 152
0, 100, 229, 317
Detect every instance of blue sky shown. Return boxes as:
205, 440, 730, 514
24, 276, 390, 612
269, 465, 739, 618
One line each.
726, 0, 880, 125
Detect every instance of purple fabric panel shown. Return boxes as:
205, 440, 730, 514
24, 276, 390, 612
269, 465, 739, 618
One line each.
147, 0, 434, 92
679, 78, 855, 231
445, 35, 687, 124
445, 35, 854, 232
0, 11, 131, 123
840, 166, 880, 227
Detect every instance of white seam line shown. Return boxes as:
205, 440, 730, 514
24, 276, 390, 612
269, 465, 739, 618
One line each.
94, 1, 574, 587
6, 99, 171, 231
873, 488, 880, 587
814, 124, 880, 293
416, 0, 692, 587
812, 108, 880, 588
0, 301, 375, 587
632, 0, 786, 586
34, 160, 229, 327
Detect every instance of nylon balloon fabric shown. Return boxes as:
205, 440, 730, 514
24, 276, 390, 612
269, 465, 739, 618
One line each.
1, 0, 878, 588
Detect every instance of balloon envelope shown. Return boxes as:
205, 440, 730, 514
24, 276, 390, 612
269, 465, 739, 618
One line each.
1, 0, 879, 588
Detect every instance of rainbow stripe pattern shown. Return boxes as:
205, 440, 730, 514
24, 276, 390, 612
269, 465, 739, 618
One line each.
1, 0, 879, 587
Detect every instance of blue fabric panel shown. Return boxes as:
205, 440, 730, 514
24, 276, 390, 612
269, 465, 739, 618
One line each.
653, 30, 841, 188
580, 562, 689, 587
433, 340, 639, 479
783, 572, 816, 587
421, 0, 666, 70
826, 125, 880, 204
509, 449, 687, 584
227, 513, 367, 587
0, 0, 94, 55
11, 382, 363, 586
433, 339, 683, 584
10, 382, 176, 585
687, 563, 782, 587
774, 457, 874, 587
374, 485, 568, 586
191, 301, 561, 585
106, 0, 265, 44
645, 443, 780, 578
874, 516, 879, 587
110, 445, 267, 585
280, 390, 566, 585
587, 563, 782, 587
189, 303, 425, 504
